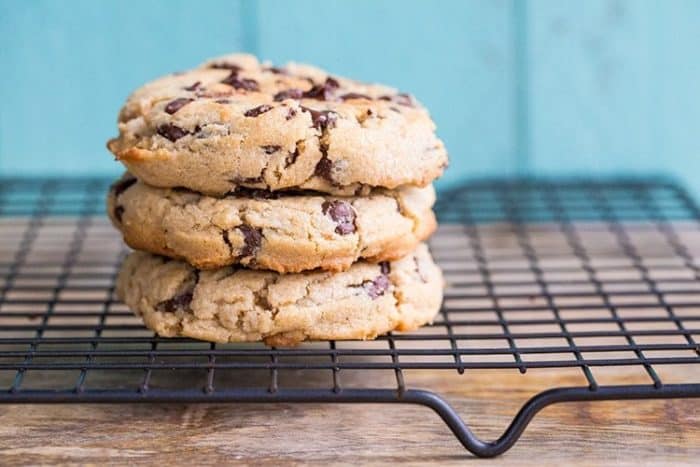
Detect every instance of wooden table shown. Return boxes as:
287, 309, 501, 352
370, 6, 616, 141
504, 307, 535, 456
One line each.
1, 364, 698, 465
1, 215, 699, 465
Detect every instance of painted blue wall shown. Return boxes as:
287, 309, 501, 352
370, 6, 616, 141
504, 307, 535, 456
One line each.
1, 0, 699, 193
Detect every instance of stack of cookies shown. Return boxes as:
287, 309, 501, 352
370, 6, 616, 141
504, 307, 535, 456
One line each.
107, 54, 448, 346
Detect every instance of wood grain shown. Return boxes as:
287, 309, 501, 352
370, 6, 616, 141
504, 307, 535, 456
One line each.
1, 220, 699, 464
0, 365, 698, 465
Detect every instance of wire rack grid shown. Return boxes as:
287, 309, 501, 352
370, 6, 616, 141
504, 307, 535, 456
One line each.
0, 176, 699, 457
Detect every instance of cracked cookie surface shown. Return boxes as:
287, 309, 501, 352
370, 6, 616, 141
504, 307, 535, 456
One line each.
107, 173, 436, 272
107, 53, 448, 196
116, 244, 443, 346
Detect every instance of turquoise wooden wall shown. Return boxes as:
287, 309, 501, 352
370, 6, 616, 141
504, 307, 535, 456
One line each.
1, 0, 699, 193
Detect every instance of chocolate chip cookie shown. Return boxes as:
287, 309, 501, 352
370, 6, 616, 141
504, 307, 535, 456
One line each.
107, 173, 436, 272
107, 53, 448, 196
116, 244, 443, 346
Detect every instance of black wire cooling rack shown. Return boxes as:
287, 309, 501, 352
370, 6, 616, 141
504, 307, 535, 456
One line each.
1, 177, 699, 457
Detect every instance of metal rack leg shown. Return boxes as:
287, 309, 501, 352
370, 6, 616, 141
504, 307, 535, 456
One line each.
3, 384, 699, 457
406, 383, 700, 457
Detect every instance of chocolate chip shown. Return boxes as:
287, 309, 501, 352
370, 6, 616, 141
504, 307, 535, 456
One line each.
111, 176, 137, 197
156, 270, 199, 313
314, 156, 334, 181
238, 225, 263, 257
363, 274, 390, 299
285, 147, 300, 167
352, 261, 391, 299
302, 77, 340, 101
379, 93, 414, 106
253, 288, 272, 310
322, 200, 356, 235
215, 99, 231, 104
157, 124, 189, 142
164, 98, 194, 114
158, 291, 193, 312
228, 78, 259, 91
274, 89, 304, 101
300, 106, 337, 130
237, 78, 259, 91
221, 70, 259, 91
379, 261, 391, 275
222, 230, 232, 251
340, 92, 371, 101
396, 93, 413, 105
184, 81, 201, 91
285, 108, 297, 120
265, 66, 287, 75
209, 62, 242, 71
244, 104, 273, 117
303, 85, 332, 101
113, 206, 125, 223
261, 145, 281, 154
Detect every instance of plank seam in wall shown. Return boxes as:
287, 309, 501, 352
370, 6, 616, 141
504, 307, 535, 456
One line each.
513, 0, 530, 174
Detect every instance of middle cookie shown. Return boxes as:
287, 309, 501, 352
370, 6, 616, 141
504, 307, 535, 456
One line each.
108, 174, 436, 273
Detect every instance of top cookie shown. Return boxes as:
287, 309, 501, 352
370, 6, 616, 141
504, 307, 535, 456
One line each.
107, 53, 448, 196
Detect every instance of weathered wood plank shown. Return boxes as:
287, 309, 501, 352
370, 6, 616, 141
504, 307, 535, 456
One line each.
0, 367, 697, 465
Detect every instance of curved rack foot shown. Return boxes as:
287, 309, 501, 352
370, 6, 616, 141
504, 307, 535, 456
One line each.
406, 383, 700, 457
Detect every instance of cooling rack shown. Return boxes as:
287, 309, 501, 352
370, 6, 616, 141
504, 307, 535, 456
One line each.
0, 176, 699, 458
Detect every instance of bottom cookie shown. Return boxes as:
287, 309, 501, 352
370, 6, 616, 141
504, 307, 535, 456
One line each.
116, 244, 443, 346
